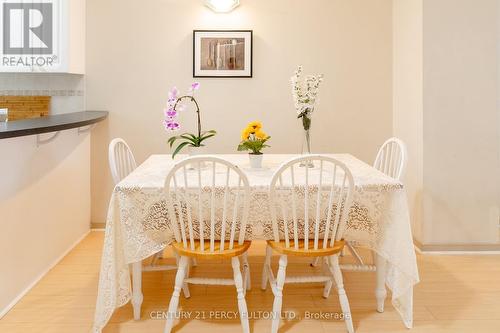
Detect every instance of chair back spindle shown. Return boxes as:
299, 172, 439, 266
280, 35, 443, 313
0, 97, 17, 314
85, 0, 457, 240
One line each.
373, 137, 407, 181
108, 138, 137, 185
164, 156, 251, 253
269, 155, 355, 250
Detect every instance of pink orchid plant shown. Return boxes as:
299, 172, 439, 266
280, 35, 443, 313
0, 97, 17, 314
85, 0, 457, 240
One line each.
164, 82, 216, 158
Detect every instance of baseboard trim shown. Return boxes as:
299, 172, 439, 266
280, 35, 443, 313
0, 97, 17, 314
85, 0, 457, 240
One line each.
414, 239, 500, 253
0, 230, 91, 319
91, 222, 105, 230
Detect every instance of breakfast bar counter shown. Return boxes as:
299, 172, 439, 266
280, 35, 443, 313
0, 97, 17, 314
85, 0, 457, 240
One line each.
0, 111, 108, 139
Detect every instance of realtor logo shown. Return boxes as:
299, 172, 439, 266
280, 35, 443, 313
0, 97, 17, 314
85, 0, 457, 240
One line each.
3, 2, 53, 54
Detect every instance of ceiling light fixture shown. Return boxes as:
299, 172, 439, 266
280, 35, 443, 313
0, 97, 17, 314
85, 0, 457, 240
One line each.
205, 0, 240, 13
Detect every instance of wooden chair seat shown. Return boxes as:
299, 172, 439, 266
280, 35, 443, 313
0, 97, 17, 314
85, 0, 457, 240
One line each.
172, 240, 252, 260
267, 239, 345, 257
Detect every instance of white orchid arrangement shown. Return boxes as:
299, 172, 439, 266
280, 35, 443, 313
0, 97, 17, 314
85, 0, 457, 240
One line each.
291, 65, 324, 131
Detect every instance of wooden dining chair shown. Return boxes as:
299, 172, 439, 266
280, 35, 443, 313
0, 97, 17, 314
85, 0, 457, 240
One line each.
108, 138, 177, 287
312, 138, 408, 261
337, 137, 408, 313
373, 137, 407, 181
108, 138, 137, 185
163, 156, 252, 333
262, 155, 356, 333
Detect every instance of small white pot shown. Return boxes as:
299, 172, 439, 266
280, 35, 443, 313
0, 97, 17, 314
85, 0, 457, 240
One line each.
249, 153, 263, 169
188, 146, 208, 168
188, 145, 207, 156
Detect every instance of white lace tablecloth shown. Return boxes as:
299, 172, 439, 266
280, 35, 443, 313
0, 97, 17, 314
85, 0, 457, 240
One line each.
93, 154, 419, 332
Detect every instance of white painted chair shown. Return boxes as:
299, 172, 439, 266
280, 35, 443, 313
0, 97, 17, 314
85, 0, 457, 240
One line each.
373, 137, 407, 181
108, 138, 137, 185
262, 155, 356, 333
109, 138, 176, 282
163, 156, 252, 333
340, 137, 407, 313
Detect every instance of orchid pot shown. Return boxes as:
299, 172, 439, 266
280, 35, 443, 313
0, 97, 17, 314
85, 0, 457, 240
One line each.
188, 145, 208, 168
188, 145, 207, 156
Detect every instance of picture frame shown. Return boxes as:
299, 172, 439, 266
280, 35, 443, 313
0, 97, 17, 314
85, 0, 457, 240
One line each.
193, 30, 253, 78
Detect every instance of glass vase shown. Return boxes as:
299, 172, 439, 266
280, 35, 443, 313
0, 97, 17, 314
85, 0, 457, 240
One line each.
300, 115, 314, 168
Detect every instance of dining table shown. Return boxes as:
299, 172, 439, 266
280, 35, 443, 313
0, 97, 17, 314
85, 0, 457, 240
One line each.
92, 153, 419, 332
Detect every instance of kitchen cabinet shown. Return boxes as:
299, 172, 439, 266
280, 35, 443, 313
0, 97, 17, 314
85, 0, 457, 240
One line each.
0, 0, 85, 74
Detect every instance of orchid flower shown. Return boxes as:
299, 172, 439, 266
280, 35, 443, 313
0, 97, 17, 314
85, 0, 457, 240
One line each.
164, 108, 177, 118
164, 119, 180, 131
188, 82, 200, 94
163, 82, 216, 158
168, 87, 179, 100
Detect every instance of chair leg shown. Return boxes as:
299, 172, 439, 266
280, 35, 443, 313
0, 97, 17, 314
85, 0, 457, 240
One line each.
232, 257, 250, 333
375, 254, 387, 313
242, 252, 251, 291
323, 278, 333, 299
182, 258, 191, 299
173, 251, 179, 265
172, 250, 190, 298
347, 242, 365, 265
131, 262, 143, 320
271, 255, 287, 333
322, 257, 333, 298
164, 256, 189, 333
328, 255, 354, 333
172, 250, 191, 298
261, 244, 272, 290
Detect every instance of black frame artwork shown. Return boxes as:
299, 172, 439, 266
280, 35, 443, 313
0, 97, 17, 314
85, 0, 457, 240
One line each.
193, 30, 253, 78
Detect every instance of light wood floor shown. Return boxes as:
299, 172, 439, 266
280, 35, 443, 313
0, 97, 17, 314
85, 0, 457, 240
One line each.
1, 231, 500, 333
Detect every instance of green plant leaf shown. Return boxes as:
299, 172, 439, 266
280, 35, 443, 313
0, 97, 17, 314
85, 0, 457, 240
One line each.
181, 133, 198, 140
172, 141, 191, 159
180, 134, 197, 144
168, 136, 179, 148
199, 133, 216, 144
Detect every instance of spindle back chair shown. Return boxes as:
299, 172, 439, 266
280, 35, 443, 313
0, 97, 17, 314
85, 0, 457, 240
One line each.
108, 138, 137, 185
262, 155, 355, 333
373, 137, 407, 180
108, 138, 180, 321
163, 156, 252, 333
340, 137, 408, 315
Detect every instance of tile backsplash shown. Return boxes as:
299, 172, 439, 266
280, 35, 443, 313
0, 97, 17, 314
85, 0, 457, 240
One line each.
0, 73, 85, 115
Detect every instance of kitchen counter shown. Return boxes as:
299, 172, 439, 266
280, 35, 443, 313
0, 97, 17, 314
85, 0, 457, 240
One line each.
0, 111, 108, 139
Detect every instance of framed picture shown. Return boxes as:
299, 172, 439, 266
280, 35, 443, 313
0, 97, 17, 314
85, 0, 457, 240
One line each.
193, 30, 253, 78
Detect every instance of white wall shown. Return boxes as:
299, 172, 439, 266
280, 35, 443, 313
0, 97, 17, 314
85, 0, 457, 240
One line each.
394, 0, 500, 247
86, 0, 394, 224
0, 73, 89, 315
422, 0, 499, 244
0, 130, 91, 316
393, 0, 424, 241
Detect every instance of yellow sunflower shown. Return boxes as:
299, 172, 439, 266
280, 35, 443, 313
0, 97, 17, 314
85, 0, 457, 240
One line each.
248, 121, 262, 130
255, 130, 268, 140
241, 128, 251, 141
246, 126, 256, 135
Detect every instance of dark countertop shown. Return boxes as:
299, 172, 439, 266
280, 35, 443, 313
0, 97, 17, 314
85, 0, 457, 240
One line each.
0, 111, 108, 139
